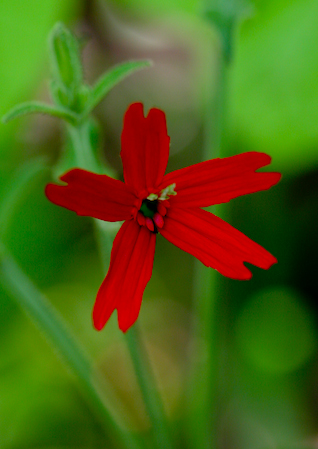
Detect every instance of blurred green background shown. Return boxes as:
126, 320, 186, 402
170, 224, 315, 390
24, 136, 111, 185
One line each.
0, 0, 317, 448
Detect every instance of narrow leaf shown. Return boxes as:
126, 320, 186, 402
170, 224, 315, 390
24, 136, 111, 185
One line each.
49, 22, 83, 92
2, 101, 79, 124
84, 60, 152, 114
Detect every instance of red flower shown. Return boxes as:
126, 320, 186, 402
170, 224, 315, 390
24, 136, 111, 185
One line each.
46, 103, 281, 332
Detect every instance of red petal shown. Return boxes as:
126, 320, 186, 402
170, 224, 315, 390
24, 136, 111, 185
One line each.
120, 103, 170, 194
117, 225, 156, 332
160, 152, 281, 207
45, 169, 136, 222
160, 207, 277, 280
93, 220, 156, 332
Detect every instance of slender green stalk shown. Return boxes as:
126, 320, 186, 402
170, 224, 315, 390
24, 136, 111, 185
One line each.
67, 120, 102, 173
125, 326, 173, 449
186, 42, 230, 449
0, 243, 141, 449
70, 118, 173, 449
204, 52, 228, 161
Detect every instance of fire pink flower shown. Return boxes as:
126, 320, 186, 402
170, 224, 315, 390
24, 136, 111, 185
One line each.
45, 103, 281, 332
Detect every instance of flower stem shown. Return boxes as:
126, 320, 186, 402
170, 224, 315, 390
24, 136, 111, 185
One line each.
69, 118, 173, 449
0, 243, 141, 449
186, 37, 230, 449
125, 326, 173, 449
67, 120, 102, 173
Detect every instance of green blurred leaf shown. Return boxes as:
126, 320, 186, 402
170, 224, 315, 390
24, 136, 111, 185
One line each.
105, 0, 200, 15
83, 60, 152, 115
49, 22, 83, 96
230, 0, 318, 173
236, 287, 317, 373
0, 0, 81, 146
2, 101, 78, 125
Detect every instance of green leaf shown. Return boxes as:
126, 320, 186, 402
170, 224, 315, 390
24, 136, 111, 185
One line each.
49, 22, 83, 95
49, 79, 72, 108
2, 101, 79, 125
230, 0, 318, 173
83, 60, 152, 115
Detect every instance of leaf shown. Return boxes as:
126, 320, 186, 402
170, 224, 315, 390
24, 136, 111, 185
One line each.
49, 22, 83, 93
2, 101, 79, 125
230, 0, 318, 173
83, 60, 152, 115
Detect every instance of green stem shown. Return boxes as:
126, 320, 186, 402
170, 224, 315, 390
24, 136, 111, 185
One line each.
93, 219, 118, 273
204, 51, 228, 160
186, 43, 230, 449
70, 118, 173, 449
125, 326, 173, 449
67, 120, 102, 173
0, 243, 141, 449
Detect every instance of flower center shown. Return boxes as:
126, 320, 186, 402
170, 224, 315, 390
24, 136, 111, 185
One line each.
140, 198, 158, 219
136, 183, 176, 233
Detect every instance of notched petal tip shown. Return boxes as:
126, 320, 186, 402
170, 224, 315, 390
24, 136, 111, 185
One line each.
118, 318, 132, 333
92, 313, 105, 331
59, 168, 85, 183
239, 251, 278, 281
237, 265, 253, 281
271, 172, 282, 186
254, 151, 272, 165
161, 208, 279, 280
122, 103, 144, 130
236, 253, 277, 281
263, 253, 278, 270
44, 183, 59, 202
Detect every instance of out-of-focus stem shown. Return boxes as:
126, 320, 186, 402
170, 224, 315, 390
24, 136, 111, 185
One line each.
0, 244, 141, 449
187, 41, 230, 449
204, 52, 228, 161
125, 326, 173, 449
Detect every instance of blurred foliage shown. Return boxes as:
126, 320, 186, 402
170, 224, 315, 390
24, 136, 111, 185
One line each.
0, 0, 317, 448
236, 287, 317, 373
0, 0, 81, 148
105, 0, 200, 16
230, 0, 318, 173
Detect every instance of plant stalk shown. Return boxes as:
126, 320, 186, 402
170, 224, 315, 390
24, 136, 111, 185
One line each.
186, 37, 230, 449
125, 326, 173, 449
0, 244, 141, 449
